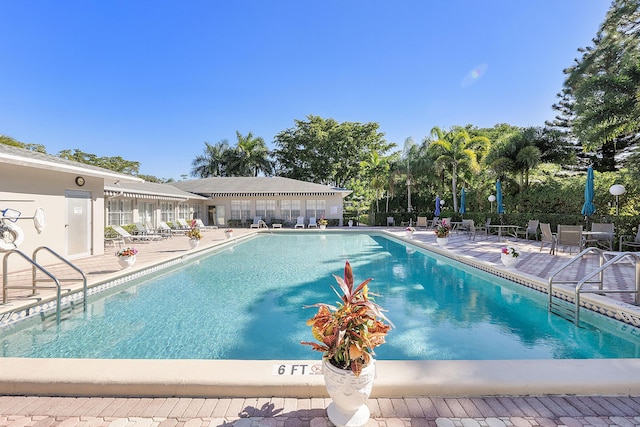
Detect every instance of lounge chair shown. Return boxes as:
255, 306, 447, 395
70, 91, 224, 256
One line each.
584, 223, 614, 250
250, 216, 262, 229
556, 224, 583, 254
515, 220, 539, 241
619, 224, 640, 251
133, 222, 164, 240
175, 219, 191, 229
308, 217, 318, 228
416, 216, 428, 230
112, 225, 156, 243
194, 218, 217, 230
295, 216, 305, 229
539, 223, 556, 255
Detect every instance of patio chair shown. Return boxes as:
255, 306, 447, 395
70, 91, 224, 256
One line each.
250, 216, 262, 228
584, 222, 614, 250
457, 219, 472, 236
539, 223, 556, 255
308, 217, 318, 228
416, 216, 428, 230
428, 216, 440, 229
386, 216, 395, 227
294, 216, 305, 229
556, 224, 583, 255
619, 224, 640, 252
515, 220, 539, 241
468, 219, 488, 241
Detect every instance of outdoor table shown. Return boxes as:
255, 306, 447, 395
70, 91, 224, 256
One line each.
582, 231, 614, 250
488, 224, 521, 241
449, 221, 463, 231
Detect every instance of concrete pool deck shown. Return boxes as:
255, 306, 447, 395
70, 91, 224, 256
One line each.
1, 227, 640, 425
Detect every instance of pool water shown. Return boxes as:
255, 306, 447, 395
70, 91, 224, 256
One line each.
1, 232, 639, 360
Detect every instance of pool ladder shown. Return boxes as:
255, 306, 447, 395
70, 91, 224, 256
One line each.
548, 247, 640, 325
2, 246, 87, 325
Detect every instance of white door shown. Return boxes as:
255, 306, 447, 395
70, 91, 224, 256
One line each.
66, 190, 92, 258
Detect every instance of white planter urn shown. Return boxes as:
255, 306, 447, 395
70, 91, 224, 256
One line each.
405, 230, 414, 239
501, 253, 519, 268
189, 239, 200, 249
323, 359, 376, 427
436, 237, 449, 247
117, 255, 136, 269
225, 231, 233, 239
319, 224, 327, 230
348, 220, 353, 227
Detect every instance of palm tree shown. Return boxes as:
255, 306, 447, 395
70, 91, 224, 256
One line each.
486, 127, 542, 189
429, 126, 489, 212
190, 140, 229, 178
360, 151, 391, 213
227, 131, 273, 177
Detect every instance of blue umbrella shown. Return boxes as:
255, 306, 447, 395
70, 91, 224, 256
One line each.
581, 166, 596, 217
496, 180, 504, 214
435, 196, 441, 216
459, 188, 466, 216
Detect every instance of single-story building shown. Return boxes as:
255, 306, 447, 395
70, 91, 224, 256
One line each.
170, 177, 352, 227
1, 144, 353, 270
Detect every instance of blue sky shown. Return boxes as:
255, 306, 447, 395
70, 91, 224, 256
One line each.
0, 1, 610, 181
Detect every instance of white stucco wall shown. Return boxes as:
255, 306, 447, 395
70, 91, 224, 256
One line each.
0, 163, 105, 276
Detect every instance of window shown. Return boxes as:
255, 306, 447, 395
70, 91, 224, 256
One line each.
305, 200, 325, 219
255, 200, 276, 221
160, 202, 175, 223
280, 200, 300, 221
231, 200, 250, 220
107, 200, 132, 226
192, 204, 201, 221
177, 203, 190, 220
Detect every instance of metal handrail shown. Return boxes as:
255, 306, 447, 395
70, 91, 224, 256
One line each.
548, 247, 640, 325
32, 246, 87, 311
574, 252, 640, 324
548, 247, 605, 307
2, 249, 61, 323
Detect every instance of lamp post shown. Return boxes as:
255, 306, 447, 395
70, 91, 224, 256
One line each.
488, 194, 496, 213
609, 184, 625, 215
406, 178, 412, 213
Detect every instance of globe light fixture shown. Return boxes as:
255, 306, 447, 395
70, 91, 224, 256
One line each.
488, 194, 496, 213
609, 184, 625, 215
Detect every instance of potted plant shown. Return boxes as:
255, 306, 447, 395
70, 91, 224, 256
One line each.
434, 224, 450, 247
185, 220, 202, 248
405, 226, 415, 238
302, 260, 392, 427
224, 228, 233, 238
500, 246, 520, 268
318, 216, 328, 230
116, 247, 138, 268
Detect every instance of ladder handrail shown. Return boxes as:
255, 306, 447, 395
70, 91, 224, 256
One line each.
2, 249, 61, 323
32, 246, 87, 311
548, 247, 605, 307
574, 252, 640, 324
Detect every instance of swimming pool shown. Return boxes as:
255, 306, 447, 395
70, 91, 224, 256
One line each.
1, 232, 639, 360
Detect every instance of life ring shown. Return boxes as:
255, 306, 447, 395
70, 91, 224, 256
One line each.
0, 222, 25, 251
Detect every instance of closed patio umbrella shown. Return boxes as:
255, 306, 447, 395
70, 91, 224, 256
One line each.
459, 188, 466, 216
496, 180, 504, 214
435, 196, 441, 216
581, 166, 596, 218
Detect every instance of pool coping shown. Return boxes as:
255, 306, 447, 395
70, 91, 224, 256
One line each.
1, 229, 640, 398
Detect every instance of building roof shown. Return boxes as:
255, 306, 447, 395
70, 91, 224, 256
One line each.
0, 144, 143, 185
105, 181, 207, 201
171, 177, 352, 198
